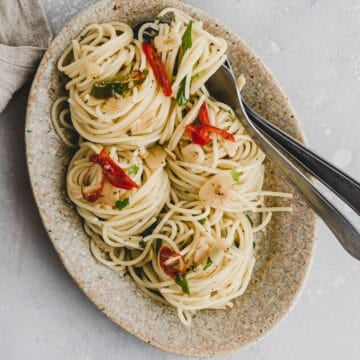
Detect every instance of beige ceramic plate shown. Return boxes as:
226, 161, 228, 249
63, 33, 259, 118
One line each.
25, 0, 317, 356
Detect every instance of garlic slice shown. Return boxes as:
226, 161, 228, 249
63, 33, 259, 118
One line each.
199, 173, 233, 208
145, 145, 166, 170
181, 143, 205, 164
154, 33, 181, 52
184, 236, 214, 266
210, 237, 227, 266
220, 138, 239, 157
102, 97, 125, 113
100, 181, 121, 206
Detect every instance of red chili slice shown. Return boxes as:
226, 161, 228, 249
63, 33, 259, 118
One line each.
90, 149, 139, 190
185, 124, 211, 146
200, 124, 236, 142
142, 42, 172, 97
186, 103, 236, 146
159, 246, 186, 279
186, 124, 235, 146
81, 164, 105, 202
198, 103, 210, 125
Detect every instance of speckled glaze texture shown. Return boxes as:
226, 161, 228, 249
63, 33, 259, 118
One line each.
25, 0, 317, 356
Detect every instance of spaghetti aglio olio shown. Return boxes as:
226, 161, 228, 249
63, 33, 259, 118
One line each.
52, 8, 292, 326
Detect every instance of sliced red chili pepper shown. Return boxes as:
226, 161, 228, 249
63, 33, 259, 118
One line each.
186, 103, 236, 146
81, 164, 105, 202
90, 149, 139, 190
142, 42, 172, 97
159, 246, 186, 279
186, 124, 235, 146
200, 124, 236, 142
185, 124, 211, 146
198, 103, 210, 125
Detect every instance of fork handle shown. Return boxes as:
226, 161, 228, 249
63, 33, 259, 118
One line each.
243, 102, 360, 216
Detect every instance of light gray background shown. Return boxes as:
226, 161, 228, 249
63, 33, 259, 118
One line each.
1, 0, 359, 359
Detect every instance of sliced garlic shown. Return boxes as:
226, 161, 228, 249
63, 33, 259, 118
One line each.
199, 173, 233, 208
181, 143, 205, 164
210, 238, 227, 266
193, 241, 211, 264
102, 97, 125, 113
100, 181, 121, 206
184, 236, 215, 266
145, 145, 166, 170
154, 33, 181, 52
220, 138, 239, 157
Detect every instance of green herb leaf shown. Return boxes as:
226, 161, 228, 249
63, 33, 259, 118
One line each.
231, 168, 240, 182
175, 273, 190, 296
198, 218, 207, 225
155, 15, 163, 22
181, 20, 193, 52
177, 77, 188, 106
253, 241, 256, 249
115, 197, 130, 210
91, 69, 148, 99
128, 164, 139, 175
203, 257, 213, 270
246, 214, 254, 226
91, 82, 116, 99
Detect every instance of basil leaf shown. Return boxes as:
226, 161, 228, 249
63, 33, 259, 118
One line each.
115, 197, 130, 210
182, 20, 193, 52
198, 218, 207, 225
177, 77, 188, 106
231, 168, 240, 182
175, 273, 190, 296
203, 257, 213, 270
246, 214, 254, 226
128, 164, 139, 175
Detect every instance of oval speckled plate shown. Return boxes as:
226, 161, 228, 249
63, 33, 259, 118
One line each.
25, 0, 317, 356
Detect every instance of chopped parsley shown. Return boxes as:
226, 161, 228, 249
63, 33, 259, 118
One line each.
203, 257, 213, 270
231, 167, 240, 182
198, 218, 207, 225
128, 164, 139, 175
115, 197, 130, 210
175, 273, 190, 296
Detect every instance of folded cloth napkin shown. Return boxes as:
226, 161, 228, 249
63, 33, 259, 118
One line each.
0, 0, 52, 112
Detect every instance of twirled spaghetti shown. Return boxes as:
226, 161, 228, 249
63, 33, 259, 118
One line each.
53, 7, 292, 326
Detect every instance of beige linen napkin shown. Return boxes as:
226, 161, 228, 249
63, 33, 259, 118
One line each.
0, 0, 52, 112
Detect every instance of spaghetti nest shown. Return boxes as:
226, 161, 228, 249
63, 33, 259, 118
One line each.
54, 8, 292, 326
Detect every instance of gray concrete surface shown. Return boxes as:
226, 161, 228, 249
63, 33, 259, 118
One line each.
1, 0, 360, 359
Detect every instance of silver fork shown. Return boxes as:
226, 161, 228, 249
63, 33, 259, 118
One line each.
206, 63, 360, 260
